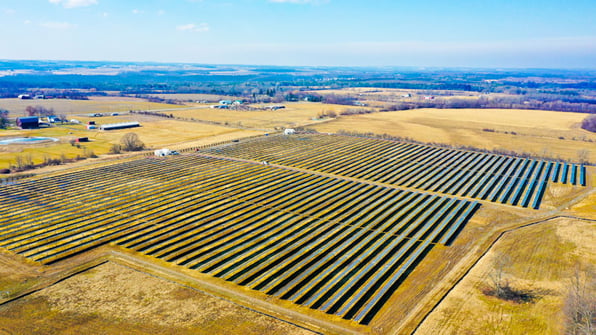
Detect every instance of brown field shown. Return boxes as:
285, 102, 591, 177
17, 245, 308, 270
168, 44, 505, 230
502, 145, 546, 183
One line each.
0, 98, 265, 170
0, 98, 186, 118
165, 102, 367, 130
310, 108, 595, 162
0, 261, 317, 335
0, 118, 261, 170
150, 93, 245, 102
415, 216, 595, 335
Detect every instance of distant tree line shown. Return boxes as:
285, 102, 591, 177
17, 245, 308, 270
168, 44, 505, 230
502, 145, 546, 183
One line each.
383, 97, 596, 114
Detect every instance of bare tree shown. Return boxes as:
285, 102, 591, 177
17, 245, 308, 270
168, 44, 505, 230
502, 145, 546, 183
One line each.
577, 149, 590, 165
120, 133, 145, 151
565, 265, 595, 335
489, 253, 512, 298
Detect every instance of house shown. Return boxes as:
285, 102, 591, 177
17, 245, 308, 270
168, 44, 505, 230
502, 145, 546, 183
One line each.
401, 93, 412, 98
423, 96, 435, 100
17, 94, 32, 100
284, 128, 295, 135
16, 116, 39, 129
219, 100, 233, 105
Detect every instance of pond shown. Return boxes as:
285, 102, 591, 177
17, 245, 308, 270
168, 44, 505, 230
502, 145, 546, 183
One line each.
0, 137, 59, 145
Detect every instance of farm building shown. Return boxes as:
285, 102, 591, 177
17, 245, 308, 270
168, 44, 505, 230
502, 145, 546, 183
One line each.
16, 116, 39, 129
47, 116, 61, 123
99, 122, 140, 130
284, 128, 296, 135
17, 94, 32, 99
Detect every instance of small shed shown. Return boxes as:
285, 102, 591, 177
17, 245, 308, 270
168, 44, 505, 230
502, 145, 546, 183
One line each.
16, 116, 39, 129
284, 128, 295, 135
154, 148, 171, 157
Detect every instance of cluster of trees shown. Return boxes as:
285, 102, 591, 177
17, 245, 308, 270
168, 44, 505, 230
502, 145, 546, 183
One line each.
25, 105, 54, 117
0, 110, 8, 129
109, 133, 145, 154
581, 114, 596, 132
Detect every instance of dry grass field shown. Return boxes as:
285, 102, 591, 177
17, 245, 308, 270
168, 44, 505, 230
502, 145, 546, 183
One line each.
0, 98, 186, 118
151, 93, 245, 102
310, 108, 595, 162
415, 216, 595, 335
164, 102, 368, 130
0, 261, 317, 335
0, 98, 264, 170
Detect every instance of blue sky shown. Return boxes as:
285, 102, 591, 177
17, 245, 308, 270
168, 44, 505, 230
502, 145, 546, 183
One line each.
1, 0, 595, 68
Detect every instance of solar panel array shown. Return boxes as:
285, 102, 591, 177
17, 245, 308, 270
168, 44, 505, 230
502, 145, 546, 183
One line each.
0, 155, 477, 323
206, 134, 586, 209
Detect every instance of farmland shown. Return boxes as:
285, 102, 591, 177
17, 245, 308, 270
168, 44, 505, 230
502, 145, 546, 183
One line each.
0, 129, 592, 333
310, 108, 595, 162
0, 90, 594, 334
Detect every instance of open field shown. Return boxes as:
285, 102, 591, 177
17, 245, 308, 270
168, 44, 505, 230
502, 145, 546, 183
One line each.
150, 93, 245, 102
0, 98, 264, 170
310, 108, 595, 162
0, 261, 318, 335
0, 120, 261, 170
415, 216, 595, 335
165, 102, 371, 130
0, 98, 186, 117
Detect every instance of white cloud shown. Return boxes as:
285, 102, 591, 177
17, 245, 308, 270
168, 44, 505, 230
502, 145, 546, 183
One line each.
176, 23, 209, 33
40, 21, 76, 29
269, 0, 328, 3
23, 20, 31, 24
49, 0, 98, 9
157, 9, 165, 16
3, 8, 16, 15
132, 9, 143, 15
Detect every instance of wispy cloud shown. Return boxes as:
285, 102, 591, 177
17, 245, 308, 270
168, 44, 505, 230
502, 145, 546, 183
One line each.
40, 21, 77, 29
2, 8, 16, 15
176, 23, 210, 33
132, 9, 143, 15
49, 0, 98, 9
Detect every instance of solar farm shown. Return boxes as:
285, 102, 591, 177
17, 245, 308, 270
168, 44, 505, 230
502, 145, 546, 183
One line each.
0, 133, 590, 332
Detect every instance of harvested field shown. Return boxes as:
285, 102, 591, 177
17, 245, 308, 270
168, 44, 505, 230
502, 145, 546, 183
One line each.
0, 98, 185, 118
310, 108, 595, 162
0, 261, 318, 335
165, 102, 368, 130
